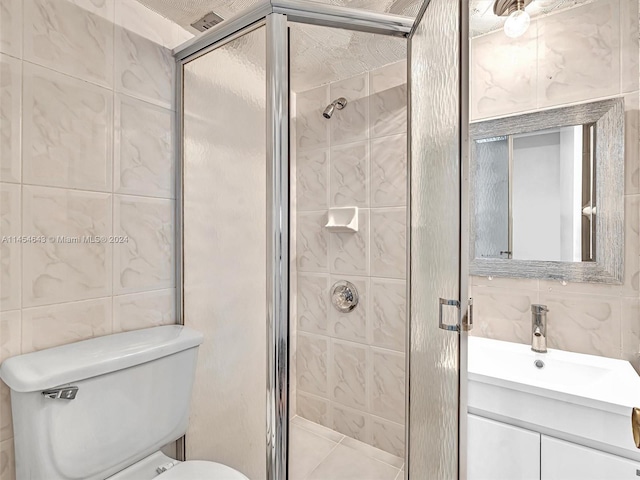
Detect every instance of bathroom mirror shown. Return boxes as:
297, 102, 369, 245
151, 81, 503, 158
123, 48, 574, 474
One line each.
470, 98, 624, 283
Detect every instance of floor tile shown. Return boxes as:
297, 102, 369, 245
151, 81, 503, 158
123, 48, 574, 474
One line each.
306, 443, 400, 480
289, 424, 338, 480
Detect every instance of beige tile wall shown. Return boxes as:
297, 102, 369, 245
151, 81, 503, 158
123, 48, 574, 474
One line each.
0, 1, 190, 478
293, 60, 407, 458
469, 0, 640, 370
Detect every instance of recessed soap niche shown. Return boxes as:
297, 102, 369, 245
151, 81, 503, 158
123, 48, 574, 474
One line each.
325, 206, 358, 233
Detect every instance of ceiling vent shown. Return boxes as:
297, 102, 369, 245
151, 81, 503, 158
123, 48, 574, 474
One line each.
190, 12, 225, 32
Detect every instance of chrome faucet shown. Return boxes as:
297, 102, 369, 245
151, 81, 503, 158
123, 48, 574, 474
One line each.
531, 304, 548, 353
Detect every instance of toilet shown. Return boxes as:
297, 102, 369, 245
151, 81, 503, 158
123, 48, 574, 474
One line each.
0, 325, 248, 480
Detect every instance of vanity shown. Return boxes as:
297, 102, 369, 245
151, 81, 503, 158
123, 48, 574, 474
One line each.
467, 337, 640, 480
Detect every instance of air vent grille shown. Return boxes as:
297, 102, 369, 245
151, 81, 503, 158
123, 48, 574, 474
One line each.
190, 12, 224, 32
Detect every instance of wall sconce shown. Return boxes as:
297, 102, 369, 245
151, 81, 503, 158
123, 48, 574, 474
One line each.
494, 0, 533, 38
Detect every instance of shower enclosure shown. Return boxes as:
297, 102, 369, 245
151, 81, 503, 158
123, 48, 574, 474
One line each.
176, 1, 469, 478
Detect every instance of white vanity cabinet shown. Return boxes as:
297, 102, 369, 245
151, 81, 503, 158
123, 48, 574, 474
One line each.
541, 436, 640, 480
468, 414, 541, 480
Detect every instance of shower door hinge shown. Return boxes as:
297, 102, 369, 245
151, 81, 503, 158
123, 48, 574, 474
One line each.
463, 297, 474, 332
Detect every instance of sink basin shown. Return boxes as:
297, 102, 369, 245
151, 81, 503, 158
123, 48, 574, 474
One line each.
468, 336, 640, 411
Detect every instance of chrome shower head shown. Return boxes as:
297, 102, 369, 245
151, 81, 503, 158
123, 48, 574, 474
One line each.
323, 97, 347, 119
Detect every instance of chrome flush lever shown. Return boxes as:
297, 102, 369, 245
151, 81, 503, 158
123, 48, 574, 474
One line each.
42, 386, 79, 400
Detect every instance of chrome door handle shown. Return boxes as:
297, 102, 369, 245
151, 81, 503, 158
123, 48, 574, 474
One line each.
439, 298, 460, 332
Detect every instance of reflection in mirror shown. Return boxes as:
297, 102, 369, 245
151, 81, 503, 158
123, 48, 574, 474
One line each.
470, 98, 624, 284
475, 124, 595, 263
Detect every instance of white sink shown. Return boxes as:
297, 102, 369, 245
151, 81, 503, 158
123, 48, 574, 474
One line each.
467, 336, 640, 460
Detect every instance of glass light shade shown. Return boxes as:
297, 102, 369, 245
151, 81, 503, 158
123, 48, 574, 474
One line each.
504, 9, 530, 38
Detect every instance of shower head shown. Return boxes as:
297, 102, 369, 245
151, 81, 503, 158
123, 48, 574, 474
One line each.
323, 97, 348, 119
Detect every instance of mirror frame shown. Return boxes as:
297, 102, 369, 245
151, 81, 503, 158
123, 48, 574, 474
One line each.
469, 98, 624, 284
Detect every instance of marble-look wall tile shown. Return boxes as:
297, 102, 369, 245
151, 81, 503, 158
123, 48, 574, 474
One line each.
471, 285, 537, 345
112, 288, 175, 332
0, 438, 15, 480
114, 0, 191, 49
296, 86, 329, 151
22, 63, 113, 192
332, 404, 369, 443
470, 23, 537, 120
472, 275, 538, 290
620, 0, 639, 93
0, 54, 20, 183
66, 0, 114, 19
369, 61, 407, 137
24, 0, 114, 88
0, 0, 22, 58
0, 183, 20, 311
370, 208, 406, 279
371, 349, 404, 424
330, 141, 369, 207
371, 279, 405, 352
537, 0, 620, 107
622, 297, 640, 371
115, 94, 174, 198
297, 333, 329, 397
539, 292, 622, 358
624, 93, 639, 195
115, 27, 174, 109
622, 194, 640, 297
21, 297, 112, 353
297, 392, 330, 428
113, 195, 174, 294
298, 273, 329, 335
329, 209, 369, 276
22, 186, 112, 307
0, 310, 19, 442
370, 134, 406, 208
330, 73, 368, 146
370, 416, 404, 458
330, 275, 368, 343
297, 149, 329, 211
331, 339, 367, 410
297, 211, 329, 272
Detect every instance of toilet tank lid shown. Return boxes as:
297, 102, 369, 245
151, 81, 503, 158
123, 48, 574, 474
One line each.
0, 325, 204, 392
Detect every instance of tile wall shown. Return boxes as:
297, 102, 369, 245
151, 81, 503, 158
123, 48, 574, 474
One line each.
469, 0, 640, 369
293, 60, 408, 457
0, 1, 190, 478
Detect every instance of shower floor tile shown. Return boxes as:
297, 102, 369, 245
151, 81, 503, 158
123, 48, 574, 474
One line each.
289, 416, 403, 480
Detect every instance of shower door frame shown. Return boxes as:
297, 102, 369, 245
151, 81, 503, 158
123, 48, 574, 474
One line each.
174, 3, 418, 479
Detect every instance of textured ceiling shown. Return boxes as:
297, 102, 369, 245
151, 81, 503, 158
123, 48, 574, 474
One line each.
135, 0, 598, 90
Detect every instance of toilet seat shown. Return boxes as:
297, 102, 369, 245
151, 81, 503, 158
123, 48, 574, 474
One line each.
158, 461, 249, 480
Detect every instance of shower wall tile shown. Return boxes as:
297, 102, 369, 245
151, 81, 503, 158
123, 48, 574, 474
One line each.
539, 291, 622, 358
0, 438, 15, 480
537, 0, 620, 108
330, 141, 369, 207
331, 339, 367, 410
24, 0, 114, 88
298, 273, 329, 335
0, 54, 21, 183
370, 416, 404, 458
21, 297, 112, 353
115, 27, 174, 109
296, 85, 329, 151
369, 61, 407, 137
370, 134, 406, 207
332, 404, 369, 443
115, 94, 175, 198
113, 195, 174, 294
0, 183, 20, 312
112, 288, 175, 332
470, 22, 538, 120
114, 0, 191, 49
66, 0, 114, 19
297, 392, 330, 428
330, 275, 368, 343
0, 0, 22, 58
22, 63, 113, 192
297, 149, 329, 210
297, 211, 329, 272
22, 186, 112, 307
370, 208, 406, 279
329, 209, 369, 276
297, 333, 329, 397
371, 278, 406, 352
371, 348, 404, 424
330, 73, 369, 146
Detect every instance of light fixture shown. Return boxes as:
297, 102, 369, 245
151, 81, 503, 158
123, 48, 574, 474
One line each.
493, 0, 533, 38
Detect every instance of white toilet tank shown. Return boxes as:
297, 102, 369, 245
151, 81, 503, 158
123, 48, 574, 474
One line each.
0, 325, 204, 480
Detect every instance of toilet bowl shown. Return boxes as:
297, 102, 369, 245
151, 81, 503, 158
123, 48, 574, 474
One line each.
0, 325, 248, 480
